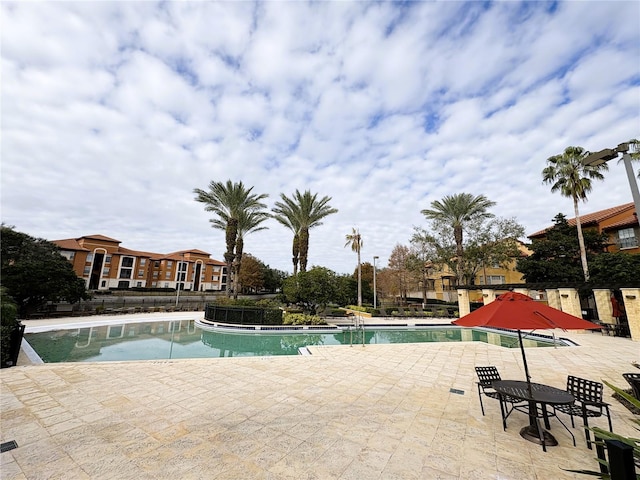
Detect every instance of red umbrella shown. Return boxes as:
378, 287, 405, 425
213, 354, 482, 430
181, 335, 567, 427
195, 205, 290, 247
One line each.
453, 291, 600, 386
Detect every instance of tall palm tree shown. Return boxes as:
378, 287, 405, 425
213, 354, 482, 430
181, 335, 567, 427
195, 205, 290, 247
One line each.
345, 228, 363, 306
211, 210, 270, 298
194, 180, 268, 296
272, 190, 338, 273
271, 199, 302, 275
542, 146, 608, 281
627, 138, 639, 179
421, 193, 495, 284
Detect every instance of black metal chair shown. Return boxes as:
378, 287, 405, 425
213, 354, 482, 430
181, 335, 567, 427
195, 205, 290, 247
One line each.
622, 373, 640, 400
475, 366, 526, 429
553, 375, 613, 449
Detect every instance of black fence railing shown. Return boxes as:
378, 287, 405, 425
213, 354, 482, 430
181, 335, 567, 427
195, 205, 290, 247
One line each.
204, 305, 283, 325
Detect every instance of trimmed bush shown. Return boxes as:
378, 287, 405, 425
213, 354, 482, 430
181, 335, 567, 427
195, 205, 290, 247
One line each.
283, 313, 326, 325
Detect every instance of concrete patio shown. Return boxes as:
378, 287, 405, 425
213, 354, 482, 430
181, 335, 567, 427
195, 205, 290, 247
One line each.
1, 313, 638, 479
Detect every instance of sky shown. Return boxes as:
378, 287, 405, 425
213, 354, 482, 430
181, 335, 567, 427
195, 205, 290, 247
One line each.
2, 1, 639, 275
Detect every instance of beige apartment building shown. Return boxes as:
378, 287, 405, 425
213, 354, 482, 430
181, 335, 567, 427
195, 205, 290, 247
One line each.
52, 234, 227, 292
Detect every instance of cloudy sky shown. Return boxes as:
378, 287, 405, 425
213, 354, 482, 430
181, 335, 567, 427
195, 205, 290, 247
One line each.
2, 1, 639, 274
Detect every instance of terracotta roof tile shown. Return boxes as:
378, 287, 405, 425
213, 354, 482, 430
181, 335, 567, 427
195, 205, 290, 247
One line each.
602, 214, 639, 231
52, 238, 89, 251
529, 202, 635, 238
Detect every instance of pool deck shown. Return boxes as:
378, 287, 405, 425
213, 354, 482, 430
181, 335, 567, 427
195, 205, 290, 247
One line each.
1, 312, 638, 479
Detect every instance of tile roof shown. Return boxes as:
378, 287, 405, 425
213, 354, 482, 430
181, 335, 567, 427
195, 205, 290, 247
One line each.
601, 214, 639, 231
529, 202, 635, 238
52, 238, 89, 251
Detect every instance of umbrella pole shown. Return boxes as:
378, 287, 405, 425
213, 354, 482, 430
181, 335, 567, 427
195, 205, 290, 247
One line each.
518, 330, 533, 393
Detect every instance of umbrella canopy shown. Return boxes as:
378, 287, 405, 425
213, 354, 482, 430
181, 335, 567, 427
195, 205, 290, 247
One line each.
453, 291, 600, 388
453, 291, 601, 331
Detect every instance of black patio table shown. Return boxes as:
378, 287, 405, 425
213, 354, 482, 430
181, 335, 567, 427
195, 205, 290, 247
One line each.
493, 380, 575, 452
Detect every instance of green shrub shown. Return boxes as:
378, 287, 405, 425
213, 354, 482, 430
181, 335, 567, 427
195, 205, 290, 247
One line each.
282, 313, 326, 325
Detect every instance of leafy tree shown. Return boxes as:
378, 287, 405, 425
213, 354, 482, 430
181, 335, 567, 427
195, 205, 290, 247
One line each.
627, 138, 639, 179
0, 226, 89, 316
589, 252, 640, 285
388, 244, 414, 303
413, 215, 524, 285
194, 180, 268, 296
272, 190, 338, 273
236, 254, 264, 293
517, 214, 609, 283
344, 228, 363, 306
542, 146, 608, 281
282, 267, 339, 314
421, 193, 496, 283
261, 264, 287, 293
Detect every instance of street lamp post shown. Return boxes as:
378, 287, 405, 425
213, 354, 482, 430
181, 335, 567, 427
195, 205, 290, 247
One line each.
373, 256, 379, 309
175, 254, 185, 307
584, 142, 640, 218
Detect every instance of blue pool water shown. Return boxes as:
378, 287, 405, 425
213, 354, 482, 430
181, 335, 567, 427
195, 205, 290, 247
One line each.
24, 319, 560, 363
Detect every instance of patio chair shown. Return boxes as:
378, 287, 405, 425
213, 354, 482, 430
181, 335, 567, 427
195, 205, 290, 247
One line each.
553, 375, 613, 449
622, 373, 640, 400
475, 366, 526, 429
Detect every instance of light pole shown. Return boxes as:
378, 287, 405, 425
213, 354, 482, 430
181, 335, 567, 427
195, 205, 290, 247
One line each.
584, 142, 640, 218
373, 256, 379, 309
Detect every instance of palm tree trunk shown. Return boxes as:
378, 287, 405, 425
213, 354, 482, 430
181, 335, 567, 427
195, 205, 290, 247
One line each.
299, 228, 309, 273
357, 248, 362, 307
292, 233, 299, 276
233, 237, 244, 299
573, 197, 590, 281
454, 225, 464, 284
224, 219, 238, 297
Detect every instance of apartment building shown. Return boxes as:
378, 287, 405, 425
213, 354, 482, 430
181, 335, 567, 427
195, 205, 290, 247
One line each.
528, 202, 639, 254
52, 234, 227, 292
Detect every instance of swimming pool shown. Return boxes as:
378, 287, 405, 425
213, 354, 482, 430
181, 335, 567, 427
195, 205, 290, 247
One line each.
23, 319, 565, 363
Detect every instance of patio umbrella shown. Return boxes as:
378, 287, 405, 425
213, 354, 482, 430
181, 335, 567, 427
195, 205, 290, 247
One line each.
453, 291, 601, 389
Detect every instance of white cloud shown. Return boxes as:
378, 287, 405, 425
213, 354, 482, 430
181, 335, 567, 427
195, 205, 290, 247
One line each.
2, 1, 639, 274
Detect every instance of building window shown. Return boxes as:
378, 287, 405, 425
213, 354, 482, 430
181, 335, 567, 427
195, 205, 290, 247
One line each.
153, 272, 158, 278
152, 282, 157, 287
487, 275, 506, 285
212, 275, 219, 281
213, 266, 221, 272
83, 266, 90, 275
138, 269, 144, 277
103, 268, 110, 276
154, 261, 160, 267
164, 283, 169, 288
105, 255, 111, 264
140, 258, 146, 266
60, 251, 75, 261
136, 282, 142, 287
119, 256, 134, 279
86, 253, 93, 262
167, 261, 173, 267
619, 228, 638, 249
101, 280, 106, 287
165, 272, 171, 279
118, 280, 130, 288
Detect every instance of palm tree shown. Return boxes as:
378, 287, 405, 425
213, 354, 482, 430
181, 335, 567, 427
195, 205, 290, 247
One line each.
421, 193, 496, 284
345, 228, 363, 307
542, 146, 608, 281
271, 199, 302, 275
194, 180, 268, 296
272, 190, 338, 273
211, 210, 270, 298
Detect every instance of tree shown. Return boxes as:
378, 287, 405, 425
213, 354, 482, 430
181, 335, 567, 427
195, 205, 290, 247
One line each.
589, 252, 640, 285
388, 244, 414, 304
345, 228, 363, 306
0, 226, 89, 316
236, 254, 265, 293
282, 267, 339, 314
230, 210, 270, 298
542, 146, 608, 281
421, 193, 496, 283
272, 190, 338, 273
194, 180, 268, 296
516, 214, 609, 283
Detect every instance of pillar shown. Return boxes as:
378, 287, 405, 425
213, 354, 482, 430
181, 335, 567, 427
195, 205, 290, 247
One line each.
593, 289, 614, 325
557, 288, 582, 318
546, 289, 561, 310
482, 288, 496, 305
620, 288, 640, 342
457, 289, 470, 317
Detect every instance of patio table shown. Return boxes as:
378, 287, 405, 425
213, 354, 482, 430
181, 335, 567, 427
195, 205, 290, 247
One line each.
493, 380, 574, 452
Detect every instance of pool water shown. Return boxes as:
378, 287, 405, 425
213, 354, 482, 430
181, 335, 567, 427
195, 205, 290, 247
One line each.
24, 320, 558, 363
